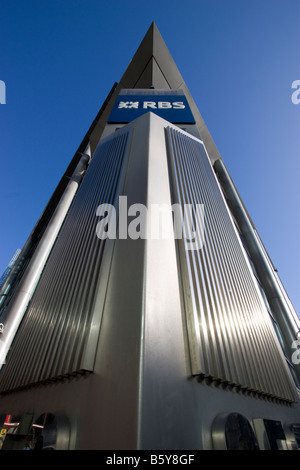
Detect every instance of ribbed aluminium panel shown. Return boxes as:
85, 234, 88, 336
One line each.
166, 127, 297, 402
0, 130, 130, 392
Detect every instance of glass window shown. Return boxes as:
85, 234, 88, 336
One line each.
292, 424, 300, 449
225, 413, 259, 450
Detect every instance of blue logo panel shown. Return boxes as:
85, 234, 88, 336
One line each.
108, 94, 195, 124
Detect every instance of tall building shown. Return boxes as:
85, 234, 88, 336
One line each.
0, 23, 299, 451
0, 249, 21, 290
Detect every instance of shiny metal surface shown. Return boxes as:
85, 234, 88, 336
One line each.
0, 113, 299, 450
0, 131, 129, 392
0, 151, 91, 371
0, 22, 300, 449
166, 127, 297, 402
214, 158, 300, 384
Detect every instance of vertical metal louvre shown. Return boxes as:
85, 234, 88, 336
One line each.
0, 130, 130, 392
166, 127, 297, 403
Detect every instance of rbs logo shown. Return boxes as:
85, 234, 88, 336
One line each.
118, 100, 185, 110
108, 93, 195, 124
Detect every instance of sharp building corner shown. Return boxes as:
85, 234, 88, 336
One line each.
0, 22, 299, 451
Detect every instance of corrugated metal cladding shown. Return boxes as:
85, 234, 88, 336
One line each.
166, 127, 297, 403
0, 131, 130, 393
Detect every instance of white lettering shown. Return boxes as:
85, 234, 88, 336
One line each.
149, 203, 174, 240
150, 454, 194, 464
95, 204, 116, 239
118, 101, 139, 109
118, 195, 128, 239
128, 203, 148, 240
0, 80, 6, 105
95, 197, 205, 251
158, 101, 172, 109
291, 339, 300, 365
117, 99, 187, 110
291, 80, 300, 105
118, 101, 130, 109
173, 101, 185, 109
106, 454, 140, 467
183, 204, 205, 251
143, 101, 157, 109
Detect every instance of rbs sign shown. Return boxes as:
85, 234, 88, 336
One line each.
118, 100, 186, 109
108, 94, 195, 124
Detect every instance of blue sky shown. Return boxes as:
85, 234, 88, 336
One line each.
0, 0, 299, 316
